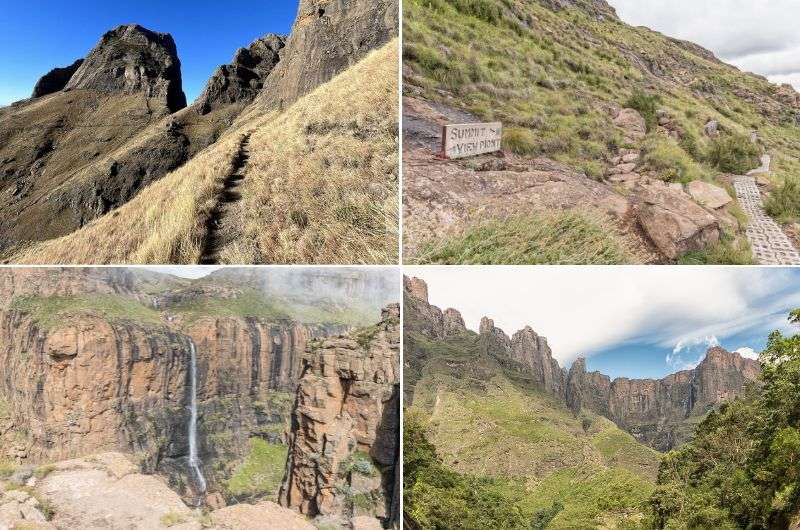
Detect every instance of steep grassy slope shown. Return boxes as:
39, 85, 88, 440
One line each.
405, 329, 661, 529
403, 0, 800, 261
404, 0, 800, 175
9, 41, 399, 265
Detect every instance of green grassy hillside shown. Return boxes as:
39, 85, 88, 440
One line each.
403, 0, 800, 258
405, 328, 661, 529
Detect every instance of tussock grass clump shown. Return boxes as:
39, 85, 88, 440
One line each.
626, 90, 661, 132
765, 176, 800, 223
414, 211, 631, 264
706, 133, 761, 174
677, 236, 754, 265
641, 136, 706, 183
502, 127, 537, 155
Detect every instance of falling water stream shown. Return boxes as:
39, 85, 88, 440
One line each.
188, 341, 207, 493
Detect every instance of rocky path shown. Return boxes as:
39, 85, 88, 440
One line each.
733, 174, 800, 265
199, 134, 251, 264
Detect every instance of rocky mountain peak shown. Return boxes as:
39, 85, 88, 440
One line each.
196, 33, 285, 114
443, 308, 466, 336
64, 24, 186, 112
31, 59, 84, 98
404, 276, 429, 302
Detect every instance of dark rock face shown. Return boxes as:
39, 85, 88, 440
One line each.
65, 24, 187, 112
404, 276, 761, 451
31, 59, 84, 98
196, 34, 285, 114
256, 0, 399, 110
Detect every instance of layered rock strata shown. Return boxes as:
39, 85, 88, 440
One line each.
280, 305, 401, 529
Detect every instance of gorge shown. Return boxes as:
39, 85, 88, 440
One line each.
0, 267, 400, 529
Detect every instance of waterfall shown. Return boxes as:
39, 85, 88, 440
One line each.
188, 341, 207, 493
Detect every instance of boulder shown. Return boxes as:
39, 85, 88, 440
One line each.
211, 502, 314, 530
704, 120, 719, 137
621, 153, 640, 163
634, 183, 720, 259
353, 516, 384, 530
613, 108, 646, 140
685, 181, 732, 209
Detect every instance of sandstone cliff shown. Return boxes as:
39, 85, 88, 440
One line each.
0, 267, 394, 518
280, 304, 400, 529
403, 276, 760, 450
566, 346, 761, 449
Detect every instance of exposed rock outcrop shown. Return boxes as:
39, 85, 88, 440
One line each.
567, 347, 760, 450
32, 59, 84, 98
256, 0, 399, 110
65, 24, 186, 112
196, 34, 285, 115
280, 305, 400, 529
511, 326, 567, 399
633, 182, 721, 259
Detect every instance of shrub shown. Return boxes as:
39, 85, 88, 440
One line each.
706, 133, 760, 174
765, 177, 800, 223
625, 90, 661, 131
502, 127, 537, 155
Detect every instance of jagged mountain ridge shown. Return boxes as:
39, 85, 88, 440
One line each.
404, 276, 760, 450
0, 0, 398, 259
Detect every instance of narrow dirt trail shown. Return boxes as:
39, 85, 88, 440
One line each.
733, 172, 800, 265
199, 134, 251, 264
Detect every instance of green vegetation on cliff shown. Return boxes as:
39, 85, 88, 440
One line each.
650, 311, 800, 529
225, 438, 287, 502
404, 327, 661, 529
11, 294, 161, 329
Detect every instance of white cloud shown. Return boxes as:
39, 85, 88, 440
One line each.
607, 0, 800, 90
735, 347, 759, 360
406, 267, 798, 365
667, 335, 720, 370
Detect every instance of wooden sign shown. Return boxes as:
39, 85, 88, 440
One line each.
441, 122, 502, 159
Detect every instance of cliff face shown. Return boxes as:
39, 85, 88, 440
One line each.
255, 0, 399, 110
64, 24, 186, 112
0, 268, 385, 510
567, 347, 761, 450
280, 305, 400, 529
403, 276, 761, 451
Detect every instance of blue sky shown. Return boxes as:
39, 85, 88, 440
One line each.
0, 0, 299, 106
408, 267, 800, 380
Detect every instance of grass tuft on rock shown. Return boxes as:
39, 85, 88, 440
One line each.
11, 295, 161, 330
414, 212, 631, 264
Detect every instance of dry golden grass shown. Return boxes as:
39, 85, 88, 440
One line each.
10, 40, 399, 264
219, 39, 399, 264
